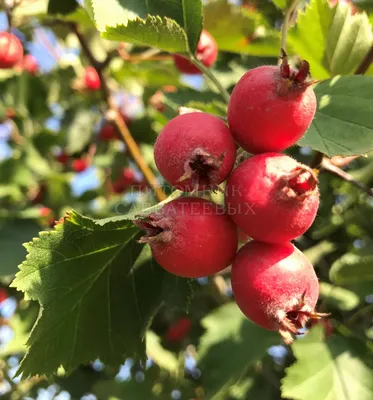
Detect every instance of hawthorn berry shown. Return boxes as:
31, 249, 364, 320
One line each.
0, 32, 23, 69
84, 66, 101, 91
231, 241, 325, 344
166, 317, 192, 343
99, 113, 131, 141
112, 167, 137, 193
225, 152, 319, 243
72, 158, 89, 173
22, 54, 38, 75
0, 288, 7, 303
134, 197, 238, 278
227, 52, 316, 153
56, 152, 69, 165
173, 30, 218, 74
154, 113, 236, 192
39, 207, 55, 228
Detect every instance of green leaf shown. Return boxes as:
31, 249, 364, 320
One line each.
146, 0, 203, 53
319, 282, 360, 311
66, 110, 97, 155
145, 331, 178, 375
198, 302, 279, 399
298, 76, 373, 156
203, 0, 280, 56
48, 0, 78, 15
281, 327, 373, 400
0, 220, 41, 276
11, 211, 192, 377
330, 253, 373, 284
303, 241, 336, 265
86, 0, 189, 53
271, 0, 288, 10
289, 0, 373, 79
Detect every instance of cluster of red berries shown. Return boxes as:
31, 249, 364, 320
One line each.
135, 53, 326, 343
0, 32, 38, 74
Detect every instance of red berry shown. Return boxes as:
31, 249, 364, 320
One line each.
0, 32, 23, 69
23, 54, 38, 75
56, 152, 69, 165
0, 288, 8, 303
84, 66, 101, 91
134, 197, 238, 278
72, 158, 89, 173
166, 317, 192, 343
39, 207, 52, 218
231, 241, 323, 344
154, 113, 236, 192
173, 30, 218, 74
328, 0, 357, 14
228, 57, 316, 153
225, 153, 319, 243
112, 168, 137, 193
99, 113, 130, 141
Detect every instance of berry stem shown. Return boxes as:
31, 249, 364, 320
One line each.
190, 56, 230, 104
279, 0, 301, 54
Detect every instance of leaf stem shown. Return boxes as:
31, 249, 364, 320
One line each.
280, 0, 301, 52
190, 56, 230, 104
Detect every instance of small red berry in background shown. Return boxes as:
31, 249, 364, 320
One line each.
22, 54, 38, 75
135, 197, 238, 278
154, 112, 236, 192
111, 167, 137, 193
39, 207, 55, 228
72, 158, 89, 173
99, 113, 131, 141
231, 241, 324, 344
0, 32, 23, 69
0, 288, 8, 304
166, 317, 192, 343
56, 152, 69, 165
173, 30, 218, 74
225, 152, 319, 244
84, 66, 101, 91
328, 0, 357, 14
228, 52, 316, 154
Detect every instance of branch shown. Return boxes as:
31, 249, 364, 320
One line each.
321, 157, 373, 198
71, 23, 166, 202
3, 0, 13, 31
355, 44, 373, 75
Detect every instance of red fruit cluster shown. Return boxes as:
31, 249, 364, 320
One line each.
173, 30, 218, 74
136, 51, 326, 344
0, 32, 23, 69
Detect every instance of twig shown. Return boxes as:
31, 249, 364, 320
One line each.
321, 157, 373, 197
71, 23, 166, 202
190, 56, 230, 104
3, 0, 12, 31
280, 0, 301, 53
355, 44, 373, 75
309, 151, 324, 169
